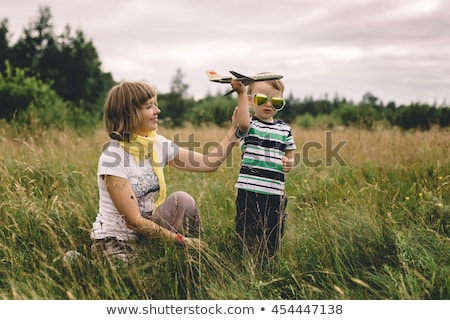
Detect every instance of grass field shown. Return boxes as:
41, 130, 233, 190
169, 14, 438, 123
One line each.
0, 123, 448, 299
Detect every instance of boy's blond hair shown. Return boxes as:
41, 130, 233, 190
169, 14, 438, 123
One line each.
246, 72, 285, 95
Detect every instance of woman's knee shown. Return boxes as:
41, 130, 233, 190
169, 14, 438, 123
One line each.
172, 191, 196, 210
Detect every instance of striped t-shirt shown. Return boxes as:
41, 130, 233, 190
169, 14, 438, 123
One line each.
235, 116, 296, 195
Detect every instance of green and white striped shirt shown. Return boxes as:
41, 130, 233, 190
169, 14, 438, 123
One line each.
235, 116, 296, 195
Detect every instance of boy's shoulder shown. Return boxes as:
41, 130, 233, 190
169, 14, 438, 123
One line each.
273, 119, 290, 126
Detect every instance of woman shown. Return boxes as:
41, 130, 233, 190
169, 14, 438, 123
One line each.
90, 80, 238, 261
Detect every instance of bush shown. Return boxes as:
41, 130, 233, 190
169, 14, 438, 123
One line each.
297, 113, 315, 128
0, 61, 99, 132
334, 103, 378, 129
189, 96, 236, 127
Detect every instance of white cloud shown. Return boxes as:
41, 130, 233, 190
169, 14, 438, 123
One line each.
2, 0, 450, 105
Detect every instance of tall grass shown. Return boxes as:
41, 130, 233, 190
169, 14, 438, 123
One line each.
0, 123, 448, 299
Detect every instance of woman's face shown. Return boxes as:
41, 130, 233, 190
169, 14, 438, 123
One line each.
248, 82, 283, 122
136, 97, 160, 135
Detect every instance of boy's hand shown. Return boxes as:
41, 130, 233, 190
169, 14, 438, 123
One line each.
282, 156, 294, 172
230, 79, 246, 94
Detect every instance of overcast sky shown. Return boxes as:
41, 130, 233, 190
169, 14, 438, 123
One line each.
3, 0, 450, 105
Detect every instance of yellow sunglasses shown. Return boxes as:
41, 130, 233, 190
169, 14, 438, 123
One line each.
252, 93, 286, 111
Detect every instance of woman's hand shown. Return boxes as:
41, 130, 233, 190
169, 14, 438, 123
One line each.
179, 236, 208, 249
231, 106, 238, 128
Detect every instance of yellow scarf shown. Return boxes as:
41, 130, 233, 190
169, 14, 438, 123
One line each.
119, 131, 166, 208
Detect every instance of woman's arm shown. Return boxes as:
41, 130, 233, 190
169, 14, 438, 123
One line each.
104, 175, 206, 248
168, 106, 239, 172
168, 125, 238, 172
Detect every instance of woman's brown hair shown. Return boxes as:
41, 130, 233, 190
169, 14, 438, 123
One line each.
103, 81, 157, 141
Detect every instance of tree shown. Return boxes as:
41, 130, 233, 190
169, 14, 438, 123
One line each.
394, 104, 433, 130
0, 19, 10, 74
6, 6, 114, 114
159, 68, 190, 126
9, 7, 53, 71
170, 67, 189, 97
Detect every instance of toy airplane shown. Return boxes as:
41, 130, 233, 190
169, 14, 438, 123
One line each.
206, 70, 283, 96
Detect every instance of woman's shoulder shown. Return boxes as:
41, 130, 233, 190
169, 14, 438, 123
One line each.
98, 140, 128, 167
100, 140, 124, 156
156, 134, 171, 143
155, 133, 179, 162
155, 134, 178, 151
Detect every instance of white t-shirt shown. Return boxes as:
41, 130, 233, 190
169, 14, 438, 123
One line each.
90, 135, 179, 241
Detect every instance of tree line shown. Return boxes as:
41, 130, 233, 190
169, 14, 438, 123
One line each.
1, 7, 448, 131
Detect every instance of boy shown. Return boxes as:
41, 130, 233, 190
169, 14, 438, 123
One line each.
231, 77, 296, 261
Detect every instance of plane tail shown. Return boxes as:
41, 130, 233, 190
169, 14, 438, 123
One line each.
205, 70, 222, 81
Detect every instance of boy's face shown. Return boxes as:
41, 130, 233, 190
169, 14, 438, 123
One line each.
248, 82, 284, 122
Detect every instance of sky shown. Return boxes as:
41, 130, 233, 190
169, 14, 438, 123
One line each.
2, 0, 450, 105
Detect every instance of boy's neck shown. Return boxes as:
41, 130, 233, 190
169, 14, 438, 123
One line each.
254, 115, 275, 124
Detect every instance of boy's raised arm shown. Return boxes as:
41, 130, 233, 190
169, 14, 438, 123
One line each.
231, 79, 250, 134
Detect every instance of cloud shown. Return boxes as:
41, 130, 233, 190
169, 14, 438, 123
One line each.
2, 0, 450, 104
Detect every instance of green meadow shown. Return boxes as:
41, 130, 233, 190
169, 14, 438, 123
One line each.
0, 123, 448, 299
